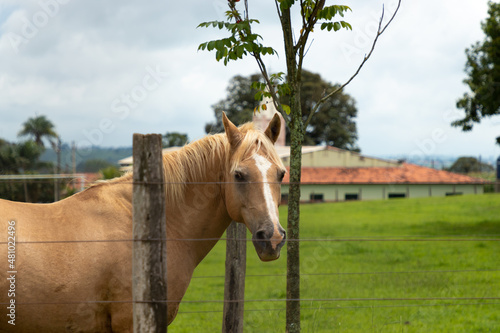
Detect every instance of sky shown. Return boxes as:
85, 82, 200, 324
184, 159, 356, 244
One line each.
0, 0, 499, 163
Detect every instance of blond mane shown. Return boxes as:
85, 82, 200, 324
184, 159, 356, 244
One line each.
99, 122, 284, 206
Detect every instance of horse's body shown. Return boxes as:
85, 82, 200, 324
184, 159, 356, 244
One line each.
0, 114, 286, 332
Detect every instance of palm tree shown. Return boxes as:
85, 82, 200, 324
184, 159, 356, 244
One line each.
18, 115, 58, 148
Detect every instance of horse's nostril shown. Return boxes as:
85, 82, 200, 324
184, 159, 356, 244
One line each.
281, 230, 287, 241
255, 230, 267, 240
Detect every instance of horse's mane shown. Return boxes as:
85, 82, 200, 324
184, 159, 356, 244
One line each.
97, 122, 284, 206
160, 122, 284, 205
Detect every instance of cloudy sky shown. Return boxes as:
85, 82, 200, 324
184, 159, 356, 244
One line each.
0, 0, 498, 161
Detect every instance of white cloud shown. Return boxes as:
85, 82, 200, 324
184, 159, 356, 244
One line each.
0, 0, 498, 161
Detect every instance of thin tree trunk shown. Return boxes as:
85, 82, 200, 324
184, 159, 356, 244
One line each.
280, 7, 303, 332
286, 127, 302, 333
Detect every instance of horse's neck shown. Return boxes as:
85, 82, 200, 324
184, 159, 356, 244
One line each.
166, 144, 232, 267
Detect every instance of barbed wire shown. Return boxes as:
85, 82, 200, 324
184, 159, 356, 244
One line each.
0, 179, 496, 186
2, 237, 499, 245
191, 268, 500, 279
1, 296, 499, 307
176, 301, 500, 315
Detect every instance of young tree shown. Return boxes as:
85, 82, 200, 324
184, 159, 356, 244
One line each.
198, 1, 400, 330
453, 1, 500, 145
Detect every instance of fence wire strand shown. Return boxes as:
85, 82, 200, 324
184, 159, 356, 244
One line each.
177, 301, 500, 315
2, 296, 500, 307
2, 237, 500, 245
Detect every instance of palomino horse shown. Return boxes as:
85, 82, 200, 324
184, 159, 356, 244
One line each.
0, 113, 286, 332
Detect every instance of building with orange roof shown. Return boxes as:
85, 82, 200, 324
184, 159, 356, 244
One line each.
252, 103, 486, 202
279, 146, 486, 203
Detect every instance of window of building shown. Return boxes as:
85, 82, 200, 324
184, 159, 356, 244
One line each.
310, 193, 324, 202
445, 192, 463, 196
388, 193, 406, 199
281, 194, 289, 203
345, 193, 359, 201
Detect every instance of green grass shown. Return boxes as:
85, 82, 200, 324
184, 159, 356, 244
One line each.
169, 194, 500, 332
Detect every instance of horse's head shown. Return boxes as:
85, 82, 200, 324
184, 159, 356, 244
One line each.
222, 112, 287, 261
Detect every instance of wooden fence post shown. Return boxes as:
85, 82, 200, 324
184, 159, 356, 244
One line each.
222, 221, 247, 333
132, 133, 168, 333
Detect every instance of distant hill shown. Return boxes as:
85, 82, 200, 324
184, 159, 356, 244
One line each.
40, 146, 132, 172
379, 154, 498, 170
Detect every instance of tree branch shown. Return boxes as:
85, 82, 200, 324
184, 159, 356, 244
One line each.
295, 0, 325, 56
228, 0, 289, 126
303, 0, 401, 130
253, 52, 291, 127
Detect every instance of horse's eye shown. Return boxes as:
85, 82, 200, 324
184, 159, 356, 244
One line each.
278, 170, 286, 182
234, 171, 245, 182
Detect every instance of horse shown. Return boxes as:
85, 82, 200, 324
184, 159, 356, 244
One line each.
0, 113, 287, 332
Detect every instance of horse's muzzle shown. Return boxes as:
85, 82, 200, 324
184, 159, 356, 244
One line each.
252, 227, 286, 261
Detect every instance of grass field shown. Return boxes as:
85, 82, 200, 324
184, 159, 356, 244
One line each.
169, 194, 500, 332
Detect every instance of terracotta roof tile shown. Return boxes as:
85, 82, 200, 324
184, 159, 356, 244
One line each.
283, 163, 486, 184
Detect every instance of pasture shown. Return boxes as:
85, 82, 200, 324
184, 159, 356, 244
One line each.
169, 194, 500, 332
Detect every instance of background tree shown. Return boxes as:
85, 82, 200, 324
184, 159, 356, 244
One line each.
447, 156, 494, 174
0, 139, 56, 202
199, 1, 399, 330
77, 159, 116, 173
453, 1, 500, 145
99, 166, 123, 180
206, 70, 360, 151
18, 115, 58, 148
0, 140, 45, 174
287, 70, 360, 150
0, 140, 20, 174
205, 74, 261, 134
162, 132, 189, 148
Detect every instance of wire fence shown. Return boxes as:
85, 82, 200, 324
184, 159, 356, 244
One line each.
1, 236, 497, 305
1, 177, 499, 330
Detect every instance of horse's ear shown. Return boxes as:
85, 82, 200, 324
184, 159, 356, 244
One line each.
222, 112, 243, 148
264, 113, 281, 144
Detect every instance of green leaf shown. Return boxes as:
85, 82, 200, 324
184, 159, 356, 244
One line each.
319, 21, 352, 32
317, 5, 352, 20
254, 90, 263, 101
207, 40, 216, 51
244, 43, 254, 52
340, 21, 352, 30
261, 47, 276, 56
251, 81, 266, 91
198, 43, 207, 51
236, 45, 245, 58
282, 104, 291, 115
223, 38, 232, 48
215, 40, 223, 50
215, 49, 223, 61
197, 22, 211, 28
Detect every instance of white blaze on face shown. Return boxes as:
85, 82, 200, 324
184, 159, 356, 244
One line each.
252, 154, 282, 248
